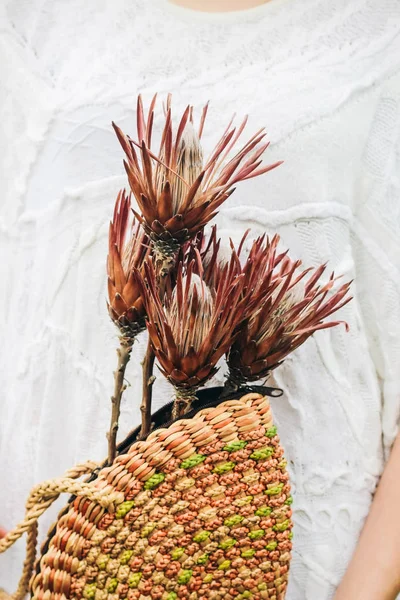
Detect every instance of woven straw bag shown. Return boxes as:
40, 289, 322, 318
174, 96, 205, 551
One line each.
3, 387, 292, 600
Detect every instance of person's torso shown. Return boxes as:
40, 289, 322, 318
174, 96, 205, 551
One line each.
1, 1, 400, 597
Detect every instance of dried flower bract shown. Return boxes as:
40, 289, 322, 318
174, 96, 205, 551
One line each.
107, 189, 150, 340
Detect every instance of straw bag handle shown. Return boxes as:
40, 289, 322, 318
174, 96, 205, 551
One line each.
0, 461, 124, 600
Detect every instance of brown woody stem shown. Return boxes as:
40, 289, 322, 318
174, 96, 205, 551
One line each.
140, 337, 156, 438
172, 388, 198, 419
107, 337, 133, 465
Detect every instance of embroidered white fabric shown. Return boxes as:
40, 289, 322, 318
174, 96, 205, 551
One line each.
0, 0, 400, 597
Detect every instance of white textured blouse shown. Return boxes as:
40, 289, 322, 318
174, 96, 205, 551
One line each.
1, 0, 400, 598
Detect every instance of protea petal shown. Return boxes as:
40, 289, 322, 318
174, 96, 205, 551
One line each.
157, 180, 174, 223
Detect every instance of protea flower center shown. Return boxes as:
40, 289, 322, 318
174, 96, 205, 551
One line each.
256, 279, 306, 341
167, 274, 214, 355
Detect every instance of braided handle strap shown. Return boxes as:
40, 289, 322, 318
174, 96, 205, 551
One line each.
0, 461, 124, 600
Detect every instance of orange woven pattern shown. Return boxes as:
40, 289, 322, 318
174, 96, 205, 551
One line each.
32, 393, 292, 600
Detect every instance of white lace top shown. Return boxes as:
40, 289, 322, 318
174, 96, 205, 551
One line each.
1, 0, 400, 597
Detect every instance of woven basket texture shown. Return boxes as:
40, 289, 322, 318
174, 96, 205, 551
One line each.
31, 392, 293, 600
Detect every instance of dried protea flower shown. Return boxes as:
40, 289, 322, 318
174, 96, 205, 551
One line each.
227, 256, 352, 388
135, 254, 246, 417
112, 94, 282, 274
107, 189, 150, 340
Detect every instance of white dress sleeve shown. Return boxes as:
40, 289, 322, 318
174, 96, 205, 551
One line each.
352, 71, 400, 458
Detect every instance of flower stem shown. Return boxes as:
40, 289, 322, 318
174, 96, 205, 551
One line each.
140, 337, 156, 438
172, 389, 198, 419
107, 337, 133, 464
